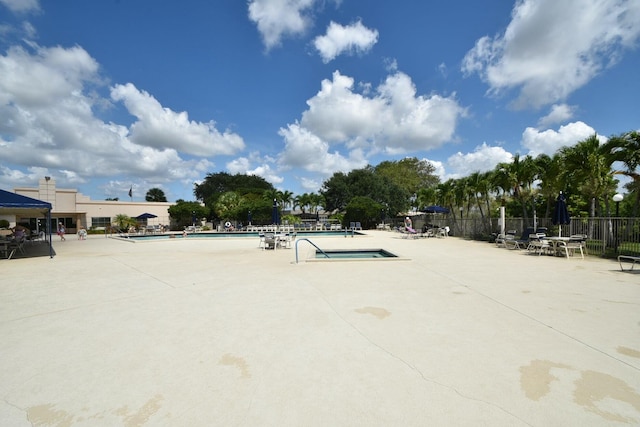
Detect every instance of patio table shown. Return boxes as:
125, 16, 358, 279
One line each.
546, 237, 572, 257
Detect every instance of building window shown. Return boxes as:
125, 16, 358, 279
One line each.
91, 217, 111, 229
59, 217, 74, 229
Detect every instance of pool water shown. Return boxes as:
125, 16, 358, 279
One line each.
315, 249, 398, 259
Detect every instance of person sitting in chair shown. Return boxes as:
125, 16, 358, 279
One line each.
404, 217, 416, 234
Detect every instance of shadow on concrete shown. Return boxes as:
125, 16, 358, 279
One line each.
8, 241, 56, 259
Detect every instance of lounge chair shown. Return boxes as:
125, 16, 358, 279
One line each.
504, 233, 527, 250
404, 226, 418, 239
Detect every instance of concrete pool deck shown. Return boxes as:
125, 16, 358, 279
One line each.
0, 231, 638, 426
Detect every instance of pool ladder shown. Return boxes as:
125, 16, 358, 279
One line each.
295, 238, 330, 264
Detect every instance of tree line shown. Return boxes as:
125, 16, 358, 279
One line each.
165, 130, 638, 229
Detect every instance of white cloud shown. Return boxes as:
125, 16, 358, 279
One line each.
111, 83, 245, 157
299, 176, 322, 192
0, 0, 40, 14
447, 143, 513, 178
274, 69, 465, 186
300, 70, 465, 154
0, 45, 99, 107
0, 43, 226, 193
423, 159, 446, 182
537, 103, 575, 128
314, 20, 379, 63
462, 0, 640, 109
247, 0, 315, 50
226, 155, 284, 185
278, 123, 367, 174
521, 121, 604, 156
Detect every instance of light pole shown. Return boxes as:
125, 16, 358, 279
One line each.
613, 193, 623, 253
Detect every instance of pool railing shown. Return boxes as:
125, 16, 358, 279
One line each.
295, 238, 330, 264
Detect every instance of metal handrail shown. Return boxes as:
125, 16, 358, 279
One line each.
295, 238, 330, 264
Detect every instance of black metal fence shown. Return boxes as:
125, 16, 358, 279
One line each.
420, 216, 640, 257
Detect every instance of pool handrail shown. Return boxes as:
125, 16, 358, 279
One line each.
295, 238, 330, 264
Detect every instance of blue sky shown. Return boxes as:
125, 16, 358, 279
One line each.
1, 0, 638, 202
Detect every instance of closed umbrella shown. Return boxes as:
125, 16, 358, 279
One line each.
552, 192, 570, 236
271, 199, 279, 225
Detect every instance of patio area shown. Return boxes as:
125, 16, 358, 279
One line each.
0, 231, 638, 426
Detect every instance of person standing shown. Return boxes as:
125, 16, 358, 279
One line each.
57, 222, 66, 241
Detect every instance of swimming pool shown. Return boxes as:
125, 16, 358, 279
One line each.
117, 230, 363, 241
306, 248, 407, 262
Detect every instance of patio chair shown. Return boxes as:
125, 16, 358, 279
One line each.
569, 234, 588, 256
30, 231, 46, 244
527, 233, 551, 256
6, 236, 26, 259
565, 237, 585, 259
263, 233, 278, 250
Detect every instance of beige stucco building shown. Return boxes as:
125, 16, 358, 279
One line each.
10, 178, 173, 233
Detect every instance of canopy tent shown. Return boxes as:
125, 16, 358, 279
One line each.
0, 189, 54, 258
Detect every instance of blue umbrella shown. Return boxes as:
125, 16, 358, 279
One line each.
552, 192, 570, 236
136, 213, 157, 220
421, 205, 449, 214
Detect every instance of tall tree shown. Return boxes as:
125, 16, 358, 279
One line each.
606, 130, 640, 216
534, 154, 563, 218
195, 172, 274, 218
321, 166, 409, 216
497, 154, 537, 223
145, 187, 167, 202
375, 157, 439, 196
559, 134, 617, 217
168, 201, 209, 228
280, 190, 294, 212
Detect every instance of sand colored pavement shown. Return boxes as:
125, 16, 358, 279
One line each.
0, 231, 639, 426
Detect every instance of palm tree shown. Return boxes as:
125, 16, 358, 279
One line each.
606, 130, 640, 216
145, 187, 167, 202
535, 154, 563, 218
416, 186, 437, 210
498, 154, 537, 225
294, 193, 312, 214
280, 190, 294, 213
559, 134, 617, 217
263, 189, 280, 204
113, 214, 136, 231
467, 171, 493, 233
309, 193, 325, 214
